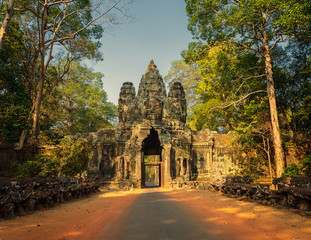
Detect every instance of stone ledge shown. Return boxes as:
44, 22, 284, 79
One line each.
210, 176, 311, 213
273, 177, 311, 188
172, 177, 311, 214
0, 175, 100, 219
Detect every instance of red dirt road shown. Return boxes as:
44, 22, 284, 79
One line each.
170, 190, 311, 240
0, 188, 310, 240
0, 189, 138, 240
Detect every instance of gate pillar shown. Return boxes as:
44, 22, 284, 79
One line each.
162, 144, 172, 188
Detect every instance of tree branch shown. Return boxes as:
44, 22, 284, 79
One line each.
44, 0, 123, 49
234, 74, 266, 95
42, 56, 73, 99
208, 90, 267, 113
47, 0, 74, 7
233, 41, 260, 53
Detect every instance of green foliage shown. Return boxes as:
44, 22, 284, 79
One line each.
41, 61, 117, 138
1, 0, 127, 143
164, 60, 202, 127
274, 39, 311, 146
184, 0, 311, 133
144, 155, 160, 182
37, 153, 60, 177
183, 1, 311, 176
16, 138, 90, 177
301, 156, 311, 177
185, 0, 311, 44
234, 98, 270, 146
164, 60, 201, 108
282, 163, 302, 177
17, 161, 43, 178
145, 165, 156, 181
282, 155, 311, 177
53, 138, 90, 176
239, 156, 266, 180
182, 42, 266, 131
20, 0, 105, 61
0, 103, 31, 143
0, 21, 31, 143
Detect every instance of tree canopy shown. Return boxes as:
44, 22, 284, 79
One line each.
41, 61, 117, 139
0, 0, 129, 145
183, 0, 311, 176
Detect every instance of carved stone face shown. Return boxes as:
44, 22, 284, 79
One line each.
168, 82, 187, 123
118, 82, 136, 123
169, 88, 181, 98
119, 82, 135, 99
143, 98, 163, 122
168, 82, 184, 98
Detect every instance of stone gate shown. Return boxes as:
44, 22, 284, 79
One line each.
84, 61, 240, 188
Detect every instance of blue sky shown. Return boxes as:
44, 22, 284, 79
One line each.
88, 0, 193, 105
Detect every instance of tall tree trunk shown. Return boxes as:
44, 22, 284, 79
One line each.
265, 138, 273, 183
262, 34, 286, 177
0, 0, 15, 52
32, 2, 47, 138
32, 71, 44, 137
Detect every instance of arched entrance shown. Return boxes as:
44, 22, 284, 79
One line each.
141, 128, 163, 188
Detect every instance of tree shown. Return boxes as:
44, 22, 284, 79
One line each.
0, 21, 31, 143
234, 97, 274, 179
278, 39, 311, 144
40, 61, 117, 138
0, 0, 15, 52
182, 42, 266, 131
26, 0, 128, 138
185, 0, 311, 177
0, 0, 130, 147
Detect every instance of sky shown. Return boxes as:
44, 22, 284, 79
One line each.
87, 0, 193, 105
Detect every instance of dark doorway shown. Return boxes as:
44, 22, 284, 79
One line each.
141, 128, 162, 188
141, 128, 161, 155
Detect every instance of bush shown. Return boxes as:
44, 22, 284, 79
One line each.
38, 153, 60, 176
55, 137, 90, 176
17, 161, 43, 177
239, 156, 266, 179
282, 163, 302, 177
282, 155, 311, 177
17, 137, 90, 177
301, 155, 311, 177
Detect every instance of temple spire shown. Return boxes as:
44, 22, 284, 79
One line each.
148, 59, 157, 69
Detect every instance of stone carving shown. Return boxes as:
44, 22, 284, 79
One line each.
143, 97, 163, 122
118, 82, 137, 124
138, 60, 166, 98
168, 82, 187, 123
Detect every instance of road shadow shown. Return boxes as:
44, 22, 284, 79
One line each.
144, 181, 160, 188
95, 190, 224, 240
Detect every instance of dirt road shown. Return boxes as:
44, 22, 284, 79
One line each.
0, 188, 310, 240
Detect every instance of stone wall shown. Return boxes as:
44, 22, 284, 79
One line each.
170, 176, 311, 213
209, 176, 311, 213
191, 129, 240, 181
74, 128, 117, 180
0, 175, 100, 219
